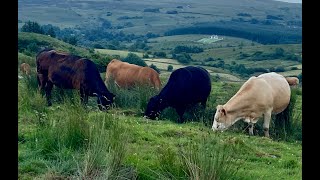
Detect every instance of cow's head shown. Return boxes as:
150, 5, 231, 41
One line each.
95, 92, 116, 111
212, 105, 234, 131
144, 95, 161, 120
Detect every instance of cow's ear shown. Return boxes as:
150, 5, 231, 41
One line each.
221, 108, 227, 116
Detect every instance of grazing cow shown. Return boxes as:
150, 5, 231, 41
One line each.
285, 76, 299, 87
20, 63, 31, 76
212, 72, 291, 137
36, 49, 115, 110
105, 59, 161, 90
144, 66, 211, 123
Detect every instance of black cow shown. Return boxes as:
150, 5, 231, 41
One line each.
144, 66, 212, 123
36, 49, 115, 110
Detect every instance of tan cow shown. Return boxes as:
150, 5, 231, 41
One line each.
105, 59, 161, 90
20, 63, 31, 76
285, 76, 299, 87
212, 72, 291, 137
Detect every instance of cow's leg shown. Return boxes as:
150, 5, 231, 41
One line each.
37, 73, 47, 94
79, 88, 88, 105
45, 81, 54, 106
249, 123, 254, 136
263, 110, 272, 138
176, 107, 186, 123
200, 99, 207, 109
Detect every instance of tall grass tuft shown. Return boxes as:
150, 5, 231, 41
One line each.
179, 138, 239, 180
156, 146, 186, 179
106, 79, 158, 112
77, 113, 137, 179
31, 96, 90, 157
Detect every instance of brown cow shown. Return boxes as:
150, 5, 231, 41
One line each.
20, 63, 31, 76
285, 76, 299, 87
212, 72, 291, 137
36, 48, 115, 110
105, 59, 161, 90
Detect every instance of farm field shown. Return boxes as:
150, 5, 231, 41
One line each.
95, 49, 144, 58
18, 31, 302, 179
18, 71, 302, 179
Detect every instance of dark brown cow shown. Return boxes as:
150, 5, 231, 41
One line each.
105, 59, 161, 90
20, 63, 31, 76
36, 49, 115, 110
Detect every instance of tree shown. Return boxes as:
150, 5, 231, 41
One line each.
150, 64, 160, 74
46, 27, 56, 38
167, 65, 173, 72
153, 51, 167, 58
123, 53, 147, 67
68, 36, 78, 46
21, 21, 44, 34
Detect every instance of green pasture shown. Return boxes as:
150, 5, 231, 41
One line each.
95, 49, 144, 58
18, 68, 302, 179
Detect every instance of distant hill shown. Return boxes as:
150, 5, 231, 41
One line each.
18, 0, 301, 44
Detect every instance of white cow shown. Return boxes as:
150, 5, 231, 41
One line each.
212, 72, 291, 137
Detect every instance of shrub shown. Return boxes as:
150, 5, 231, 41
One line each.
167, 65, 173, 72
274, 66, 285, 72
123, 53, 147, 67
150, 64, 161, 74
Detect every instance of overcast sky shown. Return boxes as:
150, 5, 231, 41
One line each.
273, 0, 302, 3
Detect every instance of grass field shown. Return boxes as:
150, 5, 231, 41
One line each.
95, 49, 144, 58
18, 70, 302, 179
18, 32, 302, 178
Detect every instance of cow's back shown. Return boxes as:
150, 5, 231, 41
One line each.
160, 66, 211, 105
106, 59, 161, 89
257, 72, 291, 113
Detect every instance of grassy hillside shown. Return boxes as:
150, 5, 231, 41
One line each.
18, 31, 302, 179
18, 69, 302, 179
18, 0, 301, 37
18, 32, 92, 56
95, 34, 302, 77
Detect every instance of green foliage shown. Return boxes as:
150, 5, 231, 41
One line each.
143, 53, 149, 58
173, 45, 204, 54
21, 21, 44, 34
173, 53, 192, 64
105, 80, 158, 113
271, 88, 301, 141
18, 53, 36, 67
165, 21, 301, 44
274, 66, 285, 72
149, 64, 160, 74
46, 27, 56, 38
129, 40, 149, 51
91, 53, 113, 73
123, 53, 147, 67
63, 36, 78, 46
180, 138, 239, 180
297, 73, 302, 83
167, 65, 173, 72
153, 51, 167, 58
